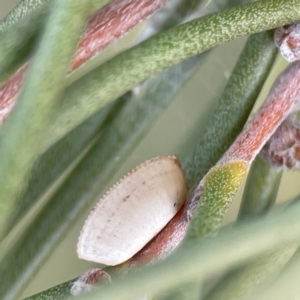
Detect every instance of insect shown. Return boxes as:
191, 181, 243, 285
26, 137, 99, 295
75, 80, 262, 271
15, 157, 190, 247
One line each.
77, 156, 187, 266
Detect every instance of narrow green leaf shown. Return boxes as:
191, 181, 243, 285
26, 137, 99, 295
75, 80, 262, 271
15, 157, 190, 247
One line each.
238, 155, 283, 219
4, 99, 125, 236
187, 160, 249, 239
0, 0, 109, 238
245, 198, 300, 300
24, 280, 75, 300
44, 0, 300, 150
203, 246, 297, 300
157, 281, 202, 300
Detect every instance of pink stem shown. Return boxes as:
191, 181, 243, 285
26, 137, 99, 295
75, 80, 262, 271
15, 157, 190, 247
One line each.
221, 60, 300, 164
0, 0, 169, 125
73, 0, 169, 71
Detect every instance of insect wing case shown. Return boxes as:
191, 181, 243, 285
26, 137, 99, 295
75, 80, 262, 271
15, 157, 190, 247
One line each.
77, 156, 187, 266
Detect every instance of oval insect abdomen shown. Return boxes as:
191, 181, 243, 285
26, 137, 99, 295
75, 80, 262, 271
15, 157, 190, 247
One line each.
77, 156, 187, 266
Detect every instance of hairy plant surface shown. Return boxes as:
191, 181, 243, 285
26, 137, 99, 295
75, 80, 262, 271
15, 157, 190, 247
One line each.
0, 1, 300, 300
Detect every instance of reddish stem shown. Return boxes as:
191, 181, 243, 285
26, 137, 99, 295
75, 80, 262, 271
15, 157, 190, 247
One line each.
73, 0, 168, 71
221, 60, 300, 164
0, 0, 168, 125
127, 206, 188, 268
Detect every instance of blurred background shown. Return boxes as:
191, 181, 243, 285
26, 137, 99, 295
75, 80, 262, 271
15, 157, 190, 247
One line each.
1, 0, 300, 298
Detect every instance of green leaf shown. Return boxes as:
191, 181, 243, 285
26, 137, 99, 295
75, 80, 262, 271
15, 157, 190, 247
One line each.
0, 0, 110, 238
203, 246, 297, 300
24, 280, 75, 300
249, 240, 300, 300
187, 160, 249, 239
3, 99, 124, 236
238, 155, 283, 219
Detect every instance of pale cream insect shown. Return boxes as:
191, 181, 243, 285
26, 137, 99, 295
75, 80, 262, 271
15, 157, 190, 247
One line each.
77, 156, 187, 266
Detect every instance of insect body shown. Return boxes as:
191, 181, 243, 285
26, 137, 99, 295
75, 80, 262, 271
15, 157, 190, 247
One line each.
77, 156, 187, 266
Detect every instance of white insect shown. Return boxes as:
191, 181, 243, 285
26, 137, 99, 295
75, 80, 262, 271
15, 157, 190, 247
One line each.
77, 156, 187, 266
